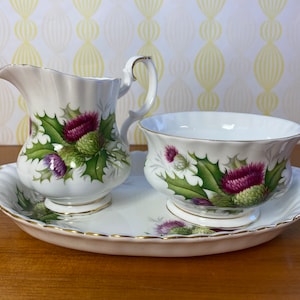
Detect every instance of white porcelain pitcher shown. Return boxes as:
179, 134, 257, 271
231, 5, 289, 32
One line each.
0, 56, 157, 214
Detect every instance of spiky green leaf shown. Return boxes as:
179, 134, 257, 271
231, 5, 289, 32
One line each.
224, 155, 248, 169
99, 113, 115, 140
191, 226, 215, 234
62, 104, 81, 120
63, 168, 74, 182
16, 187, 33, 210
265, 159, 287, 192
210, 193, 234, 207
83, 150, 108, 181
30, 121, 39, 138
160, 172, 208, 199
31, 202, 59, 223
33, 167, 53, 182
190, 153, 225, 194
36, 114, 65, 144
25, 141, 54, 161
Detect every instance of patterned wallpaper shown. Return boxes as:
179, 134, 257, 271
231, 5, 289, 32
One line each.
0, 0, 300, 145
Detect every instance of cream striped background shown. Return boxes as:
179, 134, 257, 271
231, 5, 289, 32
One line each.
0, 0, 300, 145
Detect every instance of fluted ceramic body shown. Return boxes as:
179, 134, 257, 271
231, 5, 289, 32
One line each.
0, 57, 157, 214
140, 111, 300, 227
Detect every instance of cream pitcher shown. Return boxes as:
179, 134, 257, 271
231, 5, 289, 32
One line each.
0, 56, 157, 214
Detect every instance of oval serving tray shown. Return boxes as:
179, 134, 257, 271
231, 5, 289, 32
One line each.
0, 151, 300, 257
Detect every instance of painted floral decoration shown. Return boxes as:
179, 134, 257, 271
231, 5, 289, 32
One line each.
155, 219, 217, 235
24, 105, 129, 182
158, 145, 287, 208
16, 186, 58, 223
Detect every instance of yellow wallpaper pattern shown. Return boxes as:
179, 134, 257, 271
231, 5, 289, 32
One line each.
195, 0, 225, 111
0, 0, 300, 145
255, 0, 286, 115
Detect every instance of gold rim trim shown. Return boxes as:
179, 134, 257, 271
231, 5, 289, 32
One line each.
1, 203, 299, 241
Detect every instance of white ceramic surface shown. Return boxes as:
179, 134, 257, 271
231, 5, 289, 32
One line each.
140, 112, 300, 223
0, 151, 300, 257
0, 57, 157, 214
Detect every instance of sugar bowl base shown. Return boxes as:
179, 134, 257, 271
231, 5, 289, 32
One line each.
166, 199, 260, 230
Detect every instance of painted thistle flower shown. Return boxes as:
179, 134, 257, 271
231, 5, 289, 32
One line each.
165, 145, 179, 162
63, 112, 99, 143
155, 220, 215, 235
221, 162, 265, 194
165, 145, 189, 170
44, 153, 67, 178
156, 220, 186, 235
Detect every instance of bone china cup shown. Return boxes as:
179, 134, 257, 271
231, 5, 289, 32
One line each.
139, 111, 300, 228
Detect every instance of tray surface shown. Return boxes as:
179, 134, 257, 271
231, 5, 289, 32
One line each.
0, 151, 300, 257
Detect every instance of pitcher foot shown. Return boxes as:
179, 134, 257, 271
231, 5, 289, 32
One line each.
44, 194, 112, 215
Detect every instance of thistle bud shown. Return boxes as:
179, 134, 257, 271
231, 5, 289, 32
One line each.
75, 131, 102, 156
169, 226, 193, 235
233, 184, 267, 207
173, 154, 189, 171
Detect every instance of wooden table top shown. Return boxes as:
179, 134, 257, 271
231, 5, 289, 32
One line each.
1, 145, 300, 299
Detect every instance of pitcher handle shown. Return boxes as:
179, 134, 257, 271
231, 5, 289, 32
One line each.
119, 56, 157, 144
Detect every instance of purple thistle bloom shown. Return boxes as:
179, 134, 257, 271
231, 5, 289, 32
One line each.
156, 220, 186, 235
221, 162, 265, 194
192, 198, 213, 206
165, 145, 179, 163
44, 153, 67, 178
63, 112, 99, 143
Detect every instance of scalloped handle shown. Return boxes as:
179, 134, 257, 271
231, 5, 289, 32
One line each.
119, 56, 157, 144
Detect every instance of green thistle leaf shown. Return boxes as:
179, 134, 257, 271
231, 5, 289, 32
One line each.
62, 104, 81, 120
16, 187, 33, 210
30, 121, 39, 138
63, 168, 74, 181
34, 167, 53, 182
189, 153, 225, 194
25, 141, 54, 161
16, 188, 59, 223
264, 159, 287, 192
210, 193, 234, 207
83, 150, 108, 182
160, 172, 208, 199
224, 155, 248, 169
36, 113, 65, 144
191, 226, 215, 234
34, 166, 73, 182
99, 113, 116, 141
37, 212, 59, 223
109, 148, 129, 165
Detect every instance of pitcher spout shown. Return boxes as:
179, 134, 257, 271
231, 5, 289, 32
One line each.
0, 64, 31, 97
0, 64, 123, 117
0, 64, 60, 109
